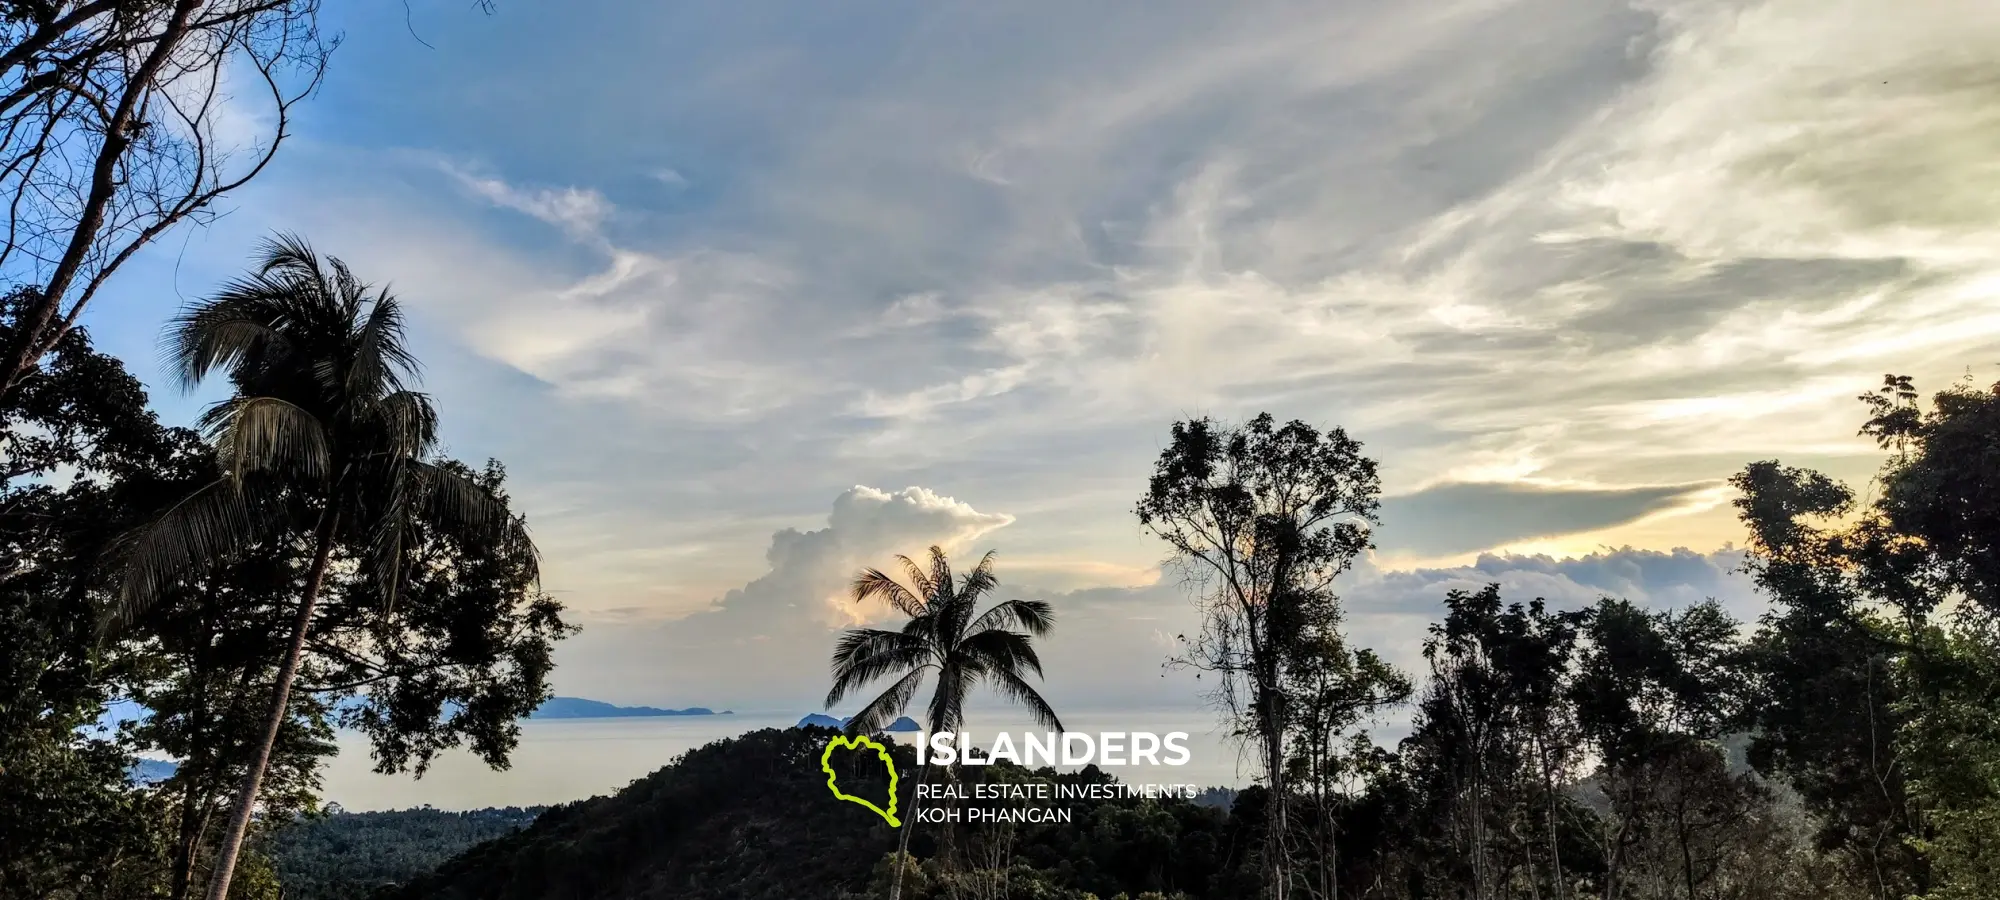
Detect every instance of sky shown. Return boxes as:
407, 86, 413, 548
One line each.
73, 0, 2000, 714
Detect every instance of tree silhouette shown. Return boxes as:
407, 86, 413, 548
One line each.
119, 235, 535, 900
826, 545, 1064, 900
1136, 412, 1380, 900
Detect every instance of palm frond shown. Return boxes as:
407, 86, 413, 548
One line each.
363, 463, 420, 617
958, 627, 1047, 681
851, 568, 926, 618
163, 292, 291, 391
257, 232, 323, 279
828, 546, 1061, 746
989, 668, 1065, 732
373, 390, 441, 462
968, 598, 1056, 638
958, 550, 999, 601
347, 287, 419, 400
895, 552, 936, 600
108, 476, 280, 631
927, 545, 954, 606
844, 667, 929, 735
926, 661, 974, 735
827, 628, 931, 708
200, 395, 330, 484
414, 461, 537, 574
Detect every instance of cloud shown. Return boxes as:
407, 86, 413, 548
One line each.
1338, 545, 1760, 673
88, 0, 2000, 710
553, 485, 1014, 707
442, 164, 615, 241
1013, 546, 1761, 715
1377, 480, 1718, 556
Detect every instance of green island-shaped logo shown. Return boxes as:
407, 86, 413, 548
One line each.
820, 734, 901, 827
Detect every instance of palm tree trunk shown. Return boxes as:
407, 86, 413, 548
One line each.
889, 758, 931, 900
203, 509, 339, 900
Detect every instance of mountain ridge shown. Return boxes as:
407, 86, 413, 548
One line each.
529, 698, 734, 719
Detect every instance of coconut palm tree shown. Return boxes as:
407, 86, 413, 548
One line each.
118, 235, 534, 900
826, 545, 1062, 900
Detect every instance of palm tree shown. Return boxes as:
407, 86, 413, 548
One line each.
826, 545, 1063, 900
118, 235, 534, 900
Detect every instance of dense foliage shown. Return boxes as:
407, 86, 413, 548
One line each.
269, 806, 544, 900
0, 267, 569, 899
374, 727, 1261, 900
377, 727, 907, 900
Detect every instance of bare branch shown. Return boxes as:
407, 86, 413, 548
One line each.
0, 1, 337, 399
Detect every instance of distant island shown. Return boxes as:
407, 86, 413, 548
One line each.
796, 713, 921, 732
530, 698, 735, 720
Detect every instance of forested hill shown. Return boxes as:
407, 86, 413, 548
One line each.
373, 726, 1251, 900
376, 727, 907, 899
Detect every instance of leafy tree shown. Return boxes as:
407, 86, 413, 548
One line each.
0, 296, 208, 897
120, 236, 540, 900
1900, 618, 2000, 900
1135, 413, 1380, 900
1731, 438, 1931, 894
127, 459, 567, 899
1401, 586, 1572, 900
1281, 597, 1409, 900
827, 545, 1065, 900
1568, 598, 1756, 900
1739, 373, 2000, 900
128, 536, 336, 900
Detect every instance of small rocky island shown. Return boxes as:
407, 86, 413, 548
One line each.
796, 713, 921, 732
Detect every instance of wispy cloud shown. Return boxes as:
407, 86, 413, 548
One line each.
442, 164, 615, 241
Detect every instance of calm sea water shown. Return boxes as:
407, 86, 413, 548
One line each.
321, 708, 1260, 811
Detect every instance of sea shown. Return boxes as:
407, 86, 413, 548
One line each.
320, 707, 1263, 811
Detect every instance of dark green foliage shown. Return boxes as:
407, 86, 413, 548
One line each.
378, 728, 1257, 900
1901, 620, 2000, 899
377, 727, 906, 900
132, 235, 562, 900
1727, 374, 2000, 899
0, 297, 210, 897
269, 806, 544, 900
2, 247, 569, 899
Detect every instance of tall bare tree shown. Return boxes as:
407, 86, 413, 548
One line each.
1136, 412, 1381, 900
0, 1, 336, 401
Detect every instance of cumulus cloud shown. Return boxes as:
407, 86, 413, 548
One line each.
1337, 546, 1759, 672
554, 485, 1014, 706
